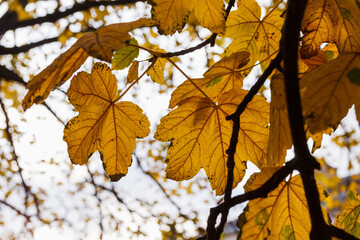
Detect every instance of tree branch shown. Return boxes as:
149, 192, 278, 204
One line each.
281, 0, 329, 239
0, 0, 146, 36
208, 53, 282, 240
160, 0, 236, 58
199, 159, 296, 240
0, 65, 27, 85
0, 199, 31, 221
328, 225, 360, 240
0, 37, 58, 55
0, 96, 41, 218
87, 166, 104, 240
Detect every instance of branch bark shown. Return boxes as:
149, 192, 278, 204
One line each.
0, 37, 58, 55
281, 0, 330, 239
0, 0, 145, 36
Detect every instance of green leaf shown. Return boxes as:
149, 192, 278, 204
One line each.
112, 38, 139, 70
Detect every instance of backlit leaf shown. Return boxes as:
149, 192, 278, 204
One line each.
335, 190, 360, 238
127, 60, 139, 83
155, 88, 269, 195
225, 0, 283, 69
150, 0, 226, 35
169, 51, 250, 108
112, 38, 139, 70
301, 43, 339, 72
63, 63, 150, 180
147, 55, 167, 84
22, 18, 154, 110
267, 73, 291, 167
22, 46, 89, 110
77, 18, 154, 62
301, 0, 360, 58
238, 168, 329, 240
193, 0, 226, 34
302, 53, 360, 133
150, 0, 192, 35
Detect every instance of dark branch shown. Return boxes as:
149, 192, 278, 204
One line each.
281, 0, 329, 239
0, 96, 42, 218
200, 159, 296, 240
0, 199, 31, 221
0, 37, 58, 55
161, 0, 236, 58
0, 0, 145, 36
87, 166, 104, 240
328, 225, 360, 240
208, 53, 282, 240
0, 65, 27, 85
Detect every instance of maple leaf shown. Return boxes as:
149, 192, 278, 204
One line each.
335, 190, 360, 237
169, 51, 250, 108
302, 53, 360, 133
301, 0, 360, 58
22, 46, 89, 110
238, 168, 329, 240
150, 0, 226, 35
155, 88, 269, 195
77, 18, 154, 62
301, 43, 339, 72
127, 60, 139, 84
267, 73, 292, 167
63, 63, 150, 181
112, 38, 139, 70
150, 0, 192, 35
22, 18, 154, 110
193, 0, 226, 34
147, 53, 167, 84
225, 0, 283, 69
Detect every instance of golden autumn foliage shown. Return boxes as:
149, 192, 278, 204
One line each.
9, 0, 360, 239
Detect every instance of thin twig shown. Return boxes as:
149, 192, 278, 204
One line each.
87, 166, 104, 240
0, 96, 41, 218
135, 155, 193, 221
210, 53, 281, 240
200, 159, 296, 240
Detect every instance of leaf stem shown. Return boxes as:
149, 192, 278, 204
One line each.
115, 61, 155, 102
165, 58, 217, 106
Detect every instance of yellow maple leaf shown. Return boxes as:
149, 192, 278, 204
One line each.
77, 18, 154, 62
155, 88, 269, 195
225, 0, 283, 70
335, 190, 360, 238
150, 0, 226, 35
238, 168, 329, 240
22, 46, 89, 110
301, 0, 360, 58
127, 60, 139, 84
267, 73, 292, 167
302, 53, 360, 133
147, 54, 167, 84
150, 0, 192, 35
63, 63, 150, 181
169, 51, 250, 108
193, 0, 226, 34
22, 18, 154, 110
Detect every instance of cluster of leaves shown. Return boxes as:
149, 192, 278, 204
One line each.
2, 0, 360, 239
